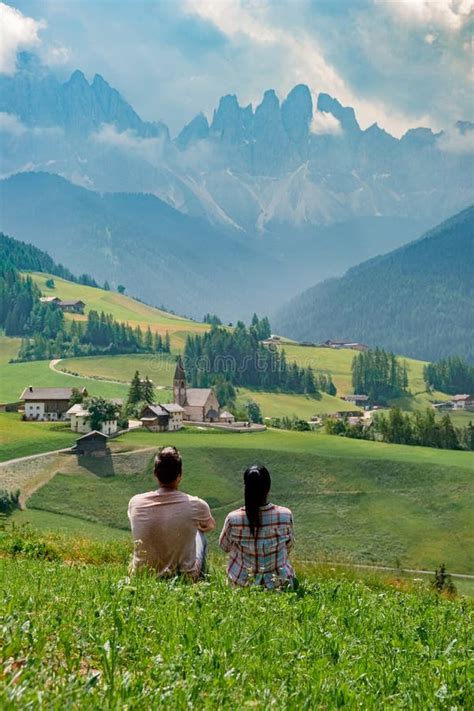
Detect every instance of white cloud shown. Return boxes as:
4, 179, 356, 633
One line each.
0, 111, 27, 134
0, 111, 63, 136
311, 111, 342, 136
43, 42, 71, 66
0, 2, 45, 74
92, 123, 166, 163
437, 126, 474, 153
378, 0, 473, 32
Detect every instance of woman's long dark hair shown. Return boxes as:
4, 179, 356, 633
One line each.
244, 465, 271, 536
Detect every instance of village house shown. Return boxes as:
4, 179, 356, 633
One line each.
173, 357, 220, 422
322, 340, 368, 352
140, 403, 184, 432
72, 431, 110, 457
39, 297, 85, 313
57, 299, 86, 314
19, 386, 88, 421
66, 403, 118, 435
451, 394, 474, 410
342, 394, 370, 406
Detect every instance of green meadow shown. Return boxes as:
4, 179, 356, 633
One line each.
57, 353, 176, 388
0, 413, 77, 462
23, 428, 474, 574
236, 388, 360, 418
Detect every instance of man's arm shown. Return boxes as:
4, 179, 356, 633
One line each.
196, 499, 216, 533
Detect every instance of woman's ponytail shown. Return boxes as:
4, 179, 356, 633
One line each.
244, 465, 271, 536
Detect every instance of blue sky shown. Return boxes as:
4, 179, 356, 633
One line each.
2, 0, 473, 137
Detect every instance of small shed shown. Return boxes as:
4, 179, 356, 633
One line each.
219, 410, 235, 424
206, 408, 219, 423
73, 431, 109, 457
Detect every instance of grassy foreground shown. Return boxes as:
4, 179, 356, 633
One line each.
1, 554, 472, 709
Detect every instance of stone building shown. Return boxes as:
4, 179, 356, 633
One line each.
173, 356, 220, 422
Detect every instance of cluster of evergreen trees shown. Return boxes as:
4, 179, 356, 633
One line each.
352, 348, 408, 403
423, 356, 474, 395
184, 322, 319, 394
125, 370, 156, 417
0, 232, 98, 287
374, 408, 473, 451
14, 308, 171, 362
324, 407, 474, 451
1, 264, 40, 336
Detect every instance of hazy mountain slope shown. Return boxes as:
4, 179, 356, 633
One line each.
0, 171, 428, 319
1, 54, 472, 234
274, 206, 474, 362
0, 172, 275, 320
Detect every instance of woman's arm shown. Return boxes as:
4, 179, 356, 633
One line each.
286, 514, 295, 552
219, 515, 233, 553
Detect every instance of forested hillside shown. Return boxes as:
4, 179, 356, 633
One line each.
0, 233, 98, 286
275, 206, 474, 362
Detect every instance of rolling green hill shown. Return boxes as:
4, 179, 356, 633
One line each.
275, 206, 474, 362
20, 428, 474, 574
27, 272, 209, 349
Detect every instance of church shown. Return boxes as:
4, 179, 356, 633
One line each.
173, 356, 221, 422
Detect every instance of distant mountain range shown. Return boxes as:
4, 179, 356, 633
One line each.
0, 53, 472, 325
1, 52, 472, 233
274, 206, 474, 362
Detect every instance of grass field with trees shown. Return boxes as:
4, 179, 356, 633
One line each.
27, 272, 208, 348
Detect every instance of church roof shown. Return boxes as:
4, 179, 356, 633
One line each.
186, 388, 213, 407
174, 356, 186, 381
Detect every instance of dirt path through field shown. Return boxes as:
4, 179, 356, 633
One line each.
49, 358, 166, 388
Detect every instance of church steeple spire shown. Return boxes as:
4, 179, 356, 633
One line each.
173, 356, 187, 406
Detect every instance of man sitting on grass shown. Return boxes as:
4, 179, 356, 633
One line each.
128, 446, 215, 579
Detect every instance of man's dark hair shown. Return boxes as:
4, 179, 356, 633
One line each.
154, 446, 182, 484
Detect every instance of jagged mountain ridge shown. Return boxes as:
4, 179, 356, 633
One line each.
1, 53, 472, 232
273, 206, 474, 362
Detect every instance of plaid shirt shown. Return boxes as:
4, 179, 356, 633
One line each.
219, 503, 294, 588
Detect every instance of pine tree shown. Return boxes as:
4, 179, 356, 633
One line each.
439, 413, 459, 450
142, 376, 155, 404
164, 331, 171, 353
144, 327, 153, 351
127, 370, 143, 405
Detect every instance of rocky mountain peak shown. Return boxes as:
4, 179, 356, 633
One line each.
176, 112, 210, 149
317, 93, 360, 134
281, 84, 313, 145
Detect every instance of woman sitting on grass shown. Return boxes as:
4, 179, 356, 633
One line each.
219, 464, 295, 589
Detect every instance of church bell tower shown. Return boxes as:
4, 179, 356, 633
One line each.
173, 355, 187, 407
